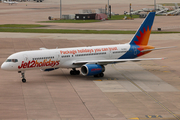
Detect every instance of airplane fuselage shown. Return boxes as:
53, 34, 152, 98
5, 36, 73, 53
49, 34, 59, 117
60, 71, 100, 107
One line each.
1, 44, 130, 71
1, 43, 154, 71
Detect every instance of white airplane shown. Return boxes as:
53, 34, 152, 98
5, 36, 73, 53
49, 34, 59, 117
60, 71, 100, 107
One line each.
4, 1, 18, 5
175, 3, 180, 9
156, 9, 168, 15
164, 9, 180, 16
124, 9, 144, 15
142, 4, 166, 12
156, 7, 169, 15
1, 12, 172, 83
161, 3, 180, 16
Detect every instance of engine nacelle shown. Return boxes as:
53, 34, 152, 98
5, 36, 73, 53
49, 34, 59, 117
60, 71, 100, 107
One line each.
41, 67, 59, 72
81, 64, 105, 76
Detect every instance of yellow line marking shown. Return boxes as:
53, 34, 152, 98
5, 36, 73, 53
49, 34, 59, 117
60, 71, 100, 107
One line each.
94, 79, 102, 81
130, 117, 139, 120
146, 115, 162, 118
112, 65, 180, 120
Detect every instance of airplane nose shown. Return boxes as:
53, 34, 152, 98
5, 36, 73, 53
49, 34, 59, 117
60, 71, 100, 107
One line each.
1, 63, 5, 70
1, 62, 8, 70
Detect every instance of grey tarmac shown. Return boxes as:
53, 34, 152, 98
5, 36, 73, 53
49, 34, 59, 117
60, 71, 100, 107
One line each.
0, 0, 180, 120
0, 33, 180, 120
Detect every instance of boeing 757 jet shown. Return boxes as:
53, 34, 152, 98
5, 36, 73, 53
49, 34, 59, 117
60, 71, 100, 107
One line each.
1, 12, 171, 83
4, 1, 18, 5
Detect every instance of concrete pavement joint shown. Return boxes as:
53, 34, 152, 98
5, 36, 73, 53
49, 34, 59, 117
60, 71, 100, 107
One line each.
42, 73, 62, 120
112, 64, 180, 120
61, 69, 95, 120
21, 81, 29, 119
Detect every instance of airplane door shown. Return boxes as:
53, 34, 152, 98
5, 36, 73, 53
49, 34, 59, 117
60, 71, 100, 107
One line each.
109, 50, 112, 58
132, 46, 137, 55
57, 54, 60, 61
56, 52, 61, 64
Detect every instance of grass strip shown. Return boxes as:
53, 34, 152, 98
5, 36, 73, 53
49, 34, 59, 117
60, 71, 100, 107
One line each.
0, 24, 47, 28
108, 15, 140, 20
40, 15, 140, 23
0, 28, 179, 34
40, 19, 101, 23
0, 28, 135, 34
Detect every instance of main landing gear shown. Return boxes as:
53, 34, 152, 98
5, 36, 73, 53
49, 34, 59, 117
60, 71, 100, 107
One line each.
18, 71, 26, 83
94, 72, 104, 77
70, 68, 80, 75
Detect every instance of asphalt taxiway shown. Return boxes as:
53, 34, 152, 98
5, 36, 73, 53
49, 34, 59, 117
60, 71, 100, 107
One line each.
0, 33, 180, 120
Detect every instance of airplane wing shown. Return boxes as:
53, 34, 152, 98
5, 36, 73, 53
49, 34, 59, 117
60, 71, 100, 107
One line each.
40, 47, 60, 50
73, 58, 165, 65
4, 1, 18, 4
39, 47, 48, 50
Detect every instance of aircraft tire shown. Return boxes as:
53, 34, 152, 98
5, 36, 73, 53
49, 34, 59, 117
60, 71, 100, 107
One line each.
70, 70, 75, 75
22, 78, 26, 83
99, 73, 104, 77
94, 75, 99, 77
76, 70, 80, 75
70, 70, 80, 75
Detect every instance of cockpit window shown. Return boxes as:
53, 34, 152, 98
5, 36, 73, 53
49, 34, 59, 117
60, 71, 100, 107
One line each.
6, 59, 18, 62
6, 59, 12, 62
12, 59, 18, 62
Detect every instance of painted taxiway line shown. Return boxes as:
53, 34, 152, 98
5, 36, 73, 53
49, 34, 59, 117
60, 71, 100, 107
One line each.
112, 65, 180, 120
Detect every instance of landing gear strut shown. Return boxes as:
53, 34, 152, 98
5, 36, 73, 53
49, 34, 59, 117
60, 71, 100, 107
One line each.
19, 71, 26, 83
70, 68, 80, 75
94, 72, 104, 77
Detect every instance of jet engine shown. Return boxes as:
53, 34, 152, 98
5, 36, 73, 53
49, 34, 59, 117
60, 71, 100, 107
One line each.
81, 64, 105, 76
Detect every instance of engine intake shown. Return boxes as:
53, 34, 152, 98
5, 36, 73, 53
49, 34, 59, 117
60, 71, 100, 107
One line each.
81, 64, 105, 76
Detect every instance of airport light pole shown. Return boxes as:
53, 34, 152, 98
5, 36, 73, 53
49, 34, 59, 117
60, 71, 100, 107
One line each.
154, 0, 156, 12
130, 3, 132, 19
107, 0, 109, 17
60, 0, 62, 19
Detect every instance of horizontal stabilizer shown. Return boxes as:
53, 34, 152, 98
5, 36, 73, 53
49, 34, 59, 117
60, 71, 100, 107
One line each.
141, 46, 176, 52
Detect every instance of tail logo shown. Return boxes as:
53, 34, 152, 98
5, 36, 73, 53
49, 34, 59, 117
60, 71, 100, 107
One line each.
135, 26, 151, 46
119, 12, 155, 59
135, 25, 152, 56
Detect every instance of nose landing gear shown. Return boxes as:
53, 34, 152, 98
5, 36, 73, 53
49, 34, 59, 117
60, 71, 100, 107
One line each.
18, 71, 26, 83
